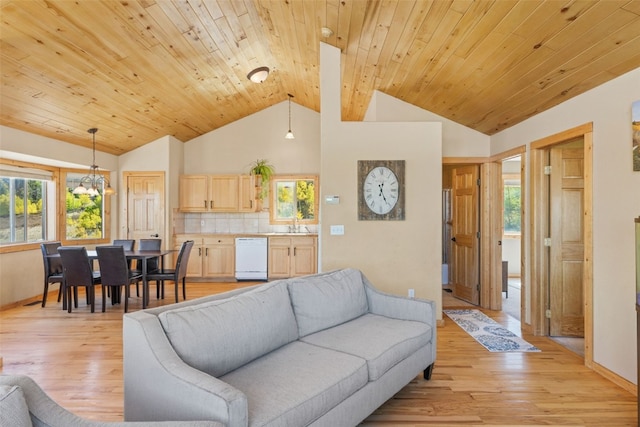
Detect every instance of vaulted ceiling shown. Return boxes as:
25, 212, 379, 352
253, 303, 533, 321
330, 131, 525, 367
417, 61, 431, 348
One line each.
2, 0, 640, 155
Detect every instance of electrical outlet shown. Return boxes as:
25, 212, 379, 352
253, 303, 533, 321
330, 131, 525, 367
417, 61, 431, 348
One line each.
200, 220, 205, 226
408, 288, 415, 298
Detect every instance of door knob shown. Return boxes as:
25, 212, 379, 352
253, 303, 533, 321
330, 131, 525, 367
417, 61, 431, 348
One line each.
451, 237, 457, 242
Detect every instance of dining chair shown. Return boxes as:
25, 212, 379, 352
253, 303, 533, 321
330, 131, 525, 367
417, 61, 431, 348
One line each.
137, 238, 162, 298
146, 240, 194, 304
57, 247, 101, 313
113, 239, 137, 296
96, 246, 143, 313
40, 242, 65, 308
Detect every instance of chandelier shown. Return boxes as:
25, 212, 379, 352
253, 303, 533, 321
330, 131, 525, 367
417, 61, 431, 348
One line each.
72, 128, 116, 197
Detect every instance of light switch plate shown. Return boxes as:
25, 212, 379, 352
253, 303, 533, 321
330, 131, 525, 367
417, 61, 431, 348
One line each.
330, 225, 345, 235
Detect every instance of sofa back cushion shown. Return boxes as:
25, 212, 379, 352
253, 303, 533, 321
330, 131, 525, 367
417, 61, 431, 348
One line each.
288, 268, 369, 337
159, 281, 298, 377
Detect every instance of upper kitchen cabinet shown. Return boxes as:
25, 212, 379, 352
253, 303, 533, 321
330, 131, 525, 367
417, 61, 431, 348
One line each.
179, 174, 257, 213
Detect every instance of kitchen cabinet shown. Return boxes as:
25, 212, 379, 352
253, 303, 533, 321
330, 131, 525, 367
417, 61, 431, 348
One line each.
174, 235, 235, 279
179, 175, 257, 212
174, 237, 203, 277
268, 236, 317, 279
202, 236, 235, 278
238, 175, 258, 212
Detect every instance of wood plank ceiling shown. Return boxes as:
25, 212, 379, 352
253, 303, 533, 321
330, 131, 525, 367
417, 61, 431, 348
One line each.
1, 0, 640, 155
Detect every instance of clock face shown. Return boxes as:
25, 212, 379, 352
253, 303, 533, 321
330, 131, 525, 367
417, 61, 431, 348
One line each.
357, 160, 405, 221
363, 166, 399, 215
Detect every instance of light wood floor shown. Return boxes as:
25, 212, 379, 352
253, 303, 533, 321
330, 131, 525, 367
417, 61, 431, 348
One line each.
1, 283, 637, 426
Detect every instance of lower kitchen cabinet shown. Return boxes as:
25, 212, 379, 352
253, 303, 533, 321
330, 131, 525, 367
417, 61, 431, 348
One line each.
268, 236, 317, 279
174, 236, 235, 279
202, 236, 235, 278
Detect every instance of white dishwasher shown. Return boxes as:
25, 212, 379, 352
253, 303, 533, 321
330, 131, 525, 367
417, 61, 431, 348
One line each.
235, 237, 268, 280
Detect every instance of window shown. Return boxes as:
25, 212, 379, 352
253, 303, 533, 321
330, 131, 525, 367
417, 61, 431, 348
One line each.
503, 176, 521, 234
0, 176, 48, 244
270, 175, 319, 225
62, 170, 110, 243
0, 161, 111, 251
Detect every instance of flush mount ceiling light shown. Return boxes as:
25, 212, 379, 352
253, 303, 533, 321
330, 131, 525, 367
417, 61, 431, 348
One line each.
247, 66, 270, 83
73, 128, 116, 197
285, 94, 295, 140
321, 27, 333, 38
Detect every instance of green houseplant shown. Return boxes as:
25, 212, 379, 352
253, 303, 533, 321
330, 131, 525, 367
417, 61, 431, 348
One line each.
249, 159, 275, 201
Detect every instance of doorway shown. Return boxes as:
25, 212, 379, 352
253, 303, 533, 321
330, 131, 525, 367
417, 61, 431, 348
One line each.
530, 123, 593, 364
501, 155, 523, 321
124, 172, 165, 244
442, 163, 481, 306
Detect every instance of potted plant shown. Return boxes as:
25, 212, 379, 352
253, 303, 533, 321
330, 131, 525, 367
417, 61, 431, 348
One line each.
249, 159, 275, 202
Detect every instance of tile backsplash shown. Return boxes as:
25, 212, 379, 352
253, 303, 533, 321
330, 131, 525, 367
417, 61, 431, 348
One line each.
173, 210, 318, 235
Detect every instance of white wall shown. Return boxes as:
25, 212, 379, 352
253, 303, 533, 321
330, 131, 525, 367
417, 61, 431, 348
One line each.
491, 67, 640, 383
184, 101, 321, 175
365, 90, 490, 157
0, 126, 119, 305
319, 43, 444, 316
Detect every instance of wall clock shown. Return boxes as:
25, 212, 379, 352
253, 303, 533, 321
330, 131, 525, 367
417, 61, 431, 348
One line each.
357, 160, 405, 220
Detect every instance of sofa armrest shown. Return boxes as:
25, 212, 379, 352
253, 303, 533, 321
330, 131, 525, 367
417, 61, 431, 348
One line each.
0, 375, 222, 427
362, 275, 437, 365
123, 312, 248, 427
363, 278, 436, 325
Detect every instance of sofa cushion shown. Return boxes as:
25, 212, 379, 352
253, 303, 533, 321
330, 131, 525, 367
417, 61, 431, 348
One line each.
301, 313, 433, 381
220, 341, 367, 427
0, 385, 32, 427
159, 281, 299, 377
288, 268, 368, 337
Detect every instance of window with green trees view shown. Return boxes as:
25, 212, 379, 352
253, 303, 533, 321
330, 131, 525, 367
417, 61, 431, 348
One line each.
271, 175, 319, 224
503, 178, 521, 234
0, 176, 47, 244
65, 172, 105, 240
0, 164, 110, 248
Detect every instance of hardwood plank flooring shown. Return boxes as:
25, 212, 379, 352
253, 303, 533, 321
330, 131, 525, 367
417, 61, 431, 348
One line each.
0, 283, 636, 426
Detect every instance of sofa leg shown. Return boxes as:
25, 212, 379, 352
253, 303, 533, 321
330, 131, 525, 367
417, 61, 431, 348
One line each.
423, 363, 434, 380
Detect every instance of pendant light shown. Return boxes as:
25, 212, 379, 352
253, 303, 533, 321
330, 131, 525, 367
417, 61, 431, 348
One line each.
73, 128, 116, 197
285, 94, 295, 140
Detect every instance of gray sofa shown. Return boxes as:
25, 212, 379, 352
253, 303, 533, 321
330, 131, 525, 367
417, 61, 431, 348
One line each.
0, 375, 222, 427
123, 268, 437, 427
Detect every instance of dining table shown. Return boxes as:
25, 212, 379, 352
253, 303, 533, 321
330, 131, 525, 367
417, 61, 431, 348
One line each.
50, 248, 174, 310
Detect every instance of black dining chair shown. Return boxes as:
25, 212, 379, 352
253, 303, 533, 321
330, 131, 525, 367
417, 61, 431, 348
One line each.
146, 240, 194, 304
40, 242, 65, 308
96, 246, 143, 313
137, 238, 162, 298
57, 247, 101, 313
113, 239, 136, 296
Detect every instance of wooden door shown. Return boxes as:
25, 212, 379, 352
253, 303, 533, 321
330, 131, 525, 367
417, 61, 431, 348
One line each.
550, 144, 585, 337
451, 165, 480, 305
127, 173, 164, 243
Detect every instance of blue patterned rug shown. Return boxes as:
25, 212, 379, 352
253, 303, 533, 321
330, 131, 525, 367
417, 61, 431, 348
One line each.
444, 309, 541, 352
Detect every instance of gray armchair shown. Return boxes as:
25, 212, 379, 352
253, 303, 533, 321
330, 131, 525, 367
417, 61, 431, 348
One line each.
0, 375, 222, 427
